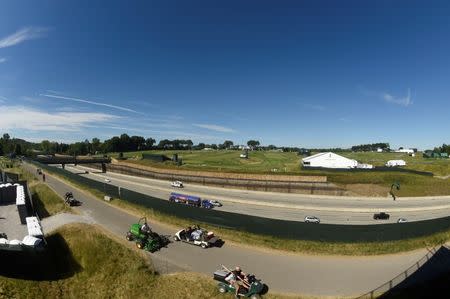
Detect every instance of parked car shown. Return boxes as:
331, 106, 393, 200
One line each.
304, 216, 320, 223
171, 180, 183, 188
397, 218, 408, 223
373, 212, 390, 220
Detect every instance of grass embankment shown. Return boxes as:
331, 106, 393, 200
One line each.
34, 163, 450, 256
104, 150, 450, 196
30, 183, 72, 217
0, 224, 221, 299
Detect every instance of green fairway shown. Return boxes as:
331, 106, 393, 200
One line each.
115, 149, 302, 173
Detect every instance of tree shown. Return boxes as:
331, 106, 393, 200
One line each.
222, 140, 234, 149
158, 139, 172, 149
247, 140, 260, 148
91, 138, 101, 153
145, 138, 156, 149
0, 143, 3, 156
14, 143, 22, 156
40, 140, 51, 153
130, 135, 146, 151
119, 134, 131, 151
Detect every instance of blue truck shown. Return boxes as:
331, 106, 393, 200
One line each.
169, 193, 214, 209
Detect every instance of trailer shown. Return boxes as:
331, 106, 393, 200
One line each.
169, 193, 214, 209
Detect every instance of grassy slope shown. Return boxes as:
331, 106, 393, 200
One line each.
30, 183, 72, 217
0, 224, 219, 299
107, 150, 450, 196
0, 224, 305, 299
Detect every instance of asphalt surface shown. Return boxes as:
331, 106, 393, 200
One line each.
23, 162, 435, 297
64, 164, 450, 225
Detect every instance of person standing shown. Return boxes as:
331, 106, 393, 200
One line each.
42, 173, 46, 182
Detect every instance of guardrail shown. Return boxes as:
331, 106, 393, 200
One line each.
29, 160, 450, 243
355, 244, 450, 298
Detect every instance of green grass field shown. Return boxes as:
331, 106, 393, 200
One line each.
105, 150, 450, 196
0, 224, 304, 299
106, 150, 449, 176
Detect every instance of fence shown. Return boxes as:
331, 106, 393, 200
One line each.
29, 160, 450, 243
89, 163, 341, 195
355, 245, 450, 298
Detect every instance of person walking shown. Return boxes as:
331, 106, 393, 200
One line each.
42, 173, 46, 182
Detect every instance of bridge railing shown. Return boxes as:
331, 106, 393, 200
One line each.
354, 245, 445, 298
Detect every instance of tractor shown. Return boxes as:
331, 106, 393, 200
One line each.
125, 217, 168, 252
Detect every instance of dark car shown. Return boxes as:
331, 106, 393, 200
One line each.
373, 212, 390, 220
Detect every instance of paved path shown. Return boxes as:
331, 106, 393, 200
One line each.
40, 212, 95, 234
23, 162, 435, 297
65, 164, 450, 225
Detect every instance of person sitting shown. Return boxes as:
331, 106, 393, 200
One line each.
225, 266, 248, 298
185, 226, 193, 240
140, 222, 152, 235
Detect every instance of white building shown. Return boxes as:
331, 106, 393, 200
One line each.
377, 148, 383, 153
396, 148, 414, 154
302, 152, 359, 169
386, 160, 406, 167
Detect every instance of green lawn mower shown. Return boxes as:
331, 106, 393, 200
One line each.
125, 217, 168, 252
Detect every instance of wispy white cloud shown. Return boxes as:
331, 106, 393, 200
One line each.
192, 123, 235, 133
0, 95, 7, 103
359, 86, 413, 107
0, 57, 6, 63
40, 93, 143, 114
0, 27, 48, 49
303, 103, 326, 111
0, 105, 119, 132
382, 89, 412, 107
338, 117, 350, 122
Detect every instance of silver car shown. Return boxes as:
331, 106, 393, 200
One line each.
304, 216, 320, 223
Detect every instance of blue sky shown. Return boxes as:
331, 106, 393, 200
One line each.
0, 1, 449, 149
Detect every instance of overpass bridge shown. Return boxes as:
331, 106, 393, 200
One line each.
34, 156, 111, 173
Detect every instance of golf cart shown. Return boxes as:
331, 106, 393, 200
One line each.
125, 217, 168, 252
173, 225, 219, 249
213, 266, 266, 298
64, 192, 82, 206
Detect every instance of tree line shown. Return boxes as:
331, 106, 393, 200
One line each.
1, 132, 447, 157
351, 143, 390, 152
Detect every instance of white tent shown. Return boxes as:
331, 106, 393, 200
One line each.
302, 152, 358, 169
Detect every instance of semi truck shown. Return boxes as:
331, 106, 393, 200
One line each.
169, 192, 214, 209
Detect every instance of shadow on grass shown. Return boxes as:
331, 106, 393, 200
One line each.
32, 192, 50, 218
0, 233, 82, 280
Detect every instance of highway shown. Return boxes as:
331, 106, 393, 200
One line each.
63, 164, 450, 225
23, 162, 435, 297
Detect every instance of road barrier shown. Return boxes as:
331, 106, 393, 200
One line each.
29, 160, 450, 243
88, 162, 341, 195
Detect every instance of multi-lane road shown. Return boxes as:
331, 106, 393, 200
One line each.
23, 162, 438, 297
63, 164, 450, 225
